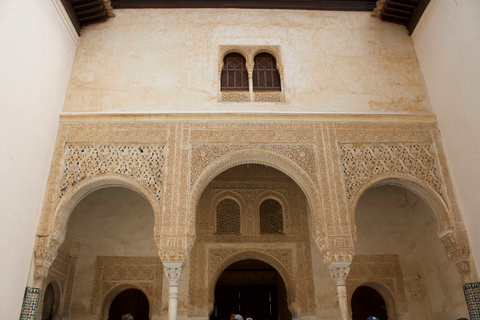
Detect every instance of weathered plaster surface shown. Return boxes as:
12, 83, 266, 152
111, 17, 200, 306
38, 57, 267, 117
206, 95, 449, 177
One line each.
355, 185, 469, 319
64, 9, 427, 113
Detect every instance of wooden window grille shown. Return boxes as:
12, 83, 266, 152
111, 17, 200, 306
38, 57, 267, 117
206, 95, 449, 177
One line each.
259, 199, 283, 234
253, 53, 281, 91
221, 53, 249, 91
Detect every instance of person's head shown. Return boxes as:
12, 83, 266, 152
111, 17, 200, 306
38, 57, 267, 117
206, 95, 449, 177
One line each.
246, 317, 253, 320
234, 314, 243, 320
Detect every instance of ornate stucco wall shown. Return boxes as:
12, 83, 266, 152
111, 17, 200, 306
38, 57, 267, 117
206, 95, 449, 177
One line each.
64, 9, 427, 114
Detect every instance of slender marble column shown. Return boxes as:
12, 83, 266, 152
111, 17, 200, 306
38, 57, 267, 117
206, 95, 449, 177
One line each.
464, 282, 480, 320
248, 70, 254, 101
164, 262, 185, 320
329, 263, 351, 320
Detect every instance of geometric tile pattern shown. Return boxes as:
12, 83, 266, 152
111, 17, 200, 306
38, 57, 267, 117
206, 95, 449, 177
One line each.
20, 287, 40, 320
464, 282, 480, 320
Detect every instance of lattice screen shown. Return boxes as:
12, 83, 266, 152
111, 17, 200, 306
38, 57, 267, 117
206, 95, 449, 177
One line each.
216, 199, 241, 234
259, 199, 283, 234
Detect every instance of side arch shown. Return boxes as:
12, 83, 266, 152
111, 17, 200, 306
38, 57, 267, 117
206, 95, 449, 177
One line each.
99, 283, 153, 320
350, 173, 452, 236
189, 149, 324, 245
51, 173, 161, 241
349, 281, 399, 320
208, 251, 297, 316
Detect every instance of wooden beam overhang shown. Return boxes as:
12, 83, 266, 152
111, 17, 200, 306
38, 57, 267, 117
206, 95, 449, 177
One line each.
110, 0, 377, 11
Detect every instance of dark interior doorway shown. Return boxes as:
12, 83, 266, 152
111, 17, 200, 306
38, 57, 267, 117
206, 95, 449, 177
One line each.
41, 282, 55, 320
108, 288, 150, 320
211, 259, 291, 320
351, 285, 388, 320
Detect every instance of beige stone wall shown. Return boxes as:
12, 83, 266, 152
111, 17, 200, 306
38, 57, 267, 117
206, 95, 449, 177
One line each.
355, 186, 468, 319
413, 0, 480, 274
0, 0, 78, 317
64, 9, 427, 114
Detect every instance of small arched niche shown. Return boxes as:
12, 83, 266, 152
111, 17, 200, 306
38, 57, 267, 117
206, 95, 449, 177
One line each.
41, 281, 61, 320
259, 199, 284, 234
351, 285, 388, 320
107, 288, 150, 320
211, 259, 291, 320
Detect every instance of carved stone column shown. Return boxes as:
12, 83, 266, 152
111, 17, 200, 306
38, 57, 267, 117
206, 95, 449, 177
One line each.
328, 263, 351, 320
463, 282, 480, 320
164, 262, 185, 320
246, 63, 254, 102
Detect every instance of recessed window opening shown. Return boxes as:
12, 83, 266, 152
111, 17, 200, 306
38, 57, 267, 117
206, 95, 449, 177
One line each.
221, 53, 249, 91
253, 53, 281, 91
259, 199, 283, 234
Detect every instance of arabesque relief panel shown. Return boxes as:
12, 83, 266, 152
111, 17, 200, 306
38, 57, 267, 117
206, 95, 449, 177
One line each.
34, 119, 471, 284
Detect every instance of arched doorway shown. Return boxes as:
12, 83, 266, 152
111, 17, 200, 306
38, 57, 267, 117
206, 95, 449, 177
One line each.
211, 259, 291, 320
351, 286, 388, 320
108, 288, 149, 320
41, 282, 56, 320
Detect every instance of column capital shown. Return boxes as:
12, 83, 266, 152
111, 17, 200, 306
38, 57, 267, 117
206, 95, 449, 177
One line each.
328, 262, 351, 286
164, 262, 185, 287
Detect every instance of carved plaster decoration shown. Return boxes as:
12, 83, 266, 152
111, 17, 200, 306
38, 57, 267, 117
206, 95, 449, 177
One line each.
190, 144, 318, 192
439, 230, 472, 282
59, 143, 165, 201
90, 257, 163, 318
164, 263, 185, 287
220, 92, 249, 102
254, 92, 282, 102
347, 255, 408, 315
34, 234, 64, 286
339, 143, 443, 203
329, 265, 351, 286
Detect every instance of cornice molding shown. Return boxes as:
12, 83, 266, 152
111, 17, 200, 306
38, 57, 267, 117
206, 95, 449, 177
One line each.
59, 112, 437, 123
411, 0, 442, 43
51, 0, 80, 46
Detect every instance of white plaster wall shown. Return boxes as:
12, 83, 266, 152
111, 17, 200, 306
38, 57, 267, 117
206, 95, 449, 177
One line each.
64, 9, 427, 114
355, 186, 468, 319
412, 0, 480, 274
0, 1, 77, 318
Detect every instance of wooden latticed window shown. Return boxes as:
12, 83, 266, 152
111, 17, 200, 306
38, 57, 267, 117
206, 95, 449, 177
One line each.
216, 199, 241, 234
259, 199, 283, 234
253, 53, 281, 91
221, 53, 249, 91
